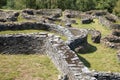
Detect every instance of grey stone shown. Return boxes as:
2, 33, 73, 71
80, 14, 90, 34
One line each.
81, 18, 93, 24
117, 50, 120, 62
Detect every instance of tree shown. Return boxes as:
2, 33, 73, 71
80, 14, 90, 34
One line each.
76, 0, 95, 11
0, 0, 6, 8
113, 0, 120, 17
6, 0, 15, 9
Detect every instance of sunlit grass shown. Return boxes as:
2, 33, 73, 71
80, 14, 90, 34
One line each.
72, 18, 111, 37
0, 30, 46, 34
73, 18, 120, 72
79, 35, 120, 72
0, 30, 68, 41
0, 54, 59, 80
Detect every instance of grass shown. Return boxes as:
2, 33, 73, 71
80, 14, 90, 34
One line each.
72, 18, 111, 37
78, 35, 120, 72
72, 18, 120, 72
0, 30, 67, 41
0, 54, 59, 80
0, 30, 45, 34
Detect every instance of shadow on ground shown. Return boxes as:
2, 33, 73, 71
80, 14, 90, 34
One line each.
78, 55, 91, 68
79, 43, 97, 54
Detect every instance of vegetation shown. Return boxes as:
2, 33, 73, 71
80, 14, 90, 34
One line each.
79, 35, 120, 72
72, 18, 120, 72
0, 30, 67, 41
0, 0, 120, 16
113, 0, 120, 17
0, 54, 59, 80
72, 18, 111, 37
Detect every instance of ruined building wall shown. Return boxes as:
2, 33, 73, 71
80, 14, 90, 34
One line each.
0, 33, 47, 54
45, 34, 96, 80
0, 33, 96, 80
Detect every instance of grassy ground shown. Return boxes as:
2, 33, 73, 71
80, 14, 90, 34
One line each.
79, 35, 120, 72
72, 18, 111, 37
0, 30, 45, 34
0, 30, 67, 41
73, 18, 120, 72
0, 54, 59, 80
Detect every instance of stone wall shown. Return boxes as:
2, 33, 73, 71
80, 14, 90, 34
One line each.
45, 34, 96, 80
93, 72, 120, 80
0, 33, 96, 80
67, 28, 88, 53
0, 22, 50, 31
0, 22, 89, 53
98, 16, 112, 28
0, 33, 47, 54
35, 9, 62, 16
0, 10, 19, 22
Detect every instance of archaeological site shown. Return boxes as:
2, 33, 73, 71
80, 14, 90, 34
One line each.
0, 8, 120, 80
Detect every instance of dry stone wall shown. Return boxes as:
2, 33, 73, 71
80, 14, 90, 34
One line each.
93, 72, 120, 80
0, 22, 89, 53
0, 22, 50, 31
0, 33, 96, 80
0, 10, 19, 22
0, 33, 47, 54
45, 34, 96, 80
0, 33, 120, 80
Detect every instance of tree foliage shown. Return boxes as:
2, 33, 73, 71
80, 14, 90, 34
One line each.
0, 0, 119, 16
113, 0, 120, 17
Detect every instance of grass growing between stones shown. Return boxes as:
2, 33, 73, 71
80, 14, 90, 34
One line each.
0, 54, 59, 80
0, 30, 45, 34
0, 30, 67, 41
73, 18, 120, 72
78, 35, 120, 72
72, 18, 111, 37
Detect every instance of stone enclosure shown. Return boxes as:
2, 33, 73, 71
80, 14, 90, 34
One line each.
0, 9, 120, 80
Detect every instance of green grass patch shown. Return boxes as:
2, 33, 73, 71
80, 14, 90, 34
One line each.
78, 35, 120, 72
73, 19, 120, 72
0, 30, 67, 41
72, 18, 111, 37
0, 30, 45, 34
0, 54, 59, 80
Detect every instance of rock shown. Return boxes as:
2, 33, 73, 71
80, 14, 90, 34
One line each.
62, 74, 68, 80
89, 29, 101, 43
22, 9, 34, 15
71, 19, 76, 24
0, 11, 19, 22
65, 23, 72, 27
0, 19, 6, 22
112, 30, 120, 37
7, 12, 20, 21
117, 50, 120, 62
81, 18, 93, 24
105, 15, 116, 23
110, 24, 120, 29
51, 13, 61, 18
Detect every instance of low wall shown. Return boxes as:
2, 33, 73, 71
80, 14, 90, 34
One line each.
0, 33, 47, 54
45, 34, 96, 80
0, 22, 89, 53
0, 33, 96, 80
98, 16, 112, 28
93, 72, 120, 80
0, 22, 50, 31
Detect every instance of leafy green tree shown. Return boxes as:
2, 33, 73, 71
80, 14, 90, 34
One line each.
6, 0, 15, 9
76, 0, 95, 11
0, 0, 6, 8
113, 0, 120, 17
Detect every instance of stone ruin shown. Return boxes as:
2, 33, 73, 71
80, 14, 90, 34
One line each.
0, 9, 120, 80
101, 29, 120, 49
0, 33, 96, 80
117, 50, 120, 62
0, 10, 19, 22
